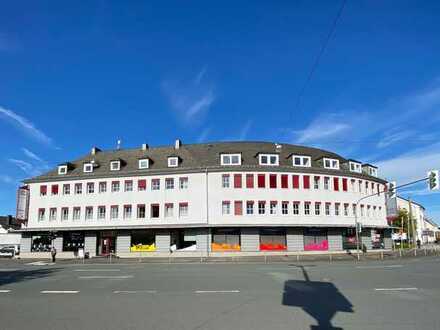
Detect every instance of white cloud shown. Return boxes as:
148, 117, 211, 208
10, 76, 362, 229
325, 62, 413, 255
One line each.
376, 130, 414, 149
8, 159, 35, 175
238, 120, 252, 141
186, 90, 215, 119
22, 147, 44, 162
8, 148, 50, 177
0, 106, 54, 146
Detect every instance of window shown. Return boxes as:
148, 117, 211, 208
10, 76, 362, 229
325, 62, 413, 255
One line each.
257, 174, 265, 188
358, 180, 362, 193
293, 202, 300, 215
281, 174, 288, 188
138, 179, 147, 191
349, 161, 362, 173
335, 203, 340, 216
304, 202, 310, 215
352, 204, 357, 217
292, 155, 311, 167
110, 161, 120, 171
342, 178, 348, 192
373, 206, 377, 218
234, 174, 242, 188
269, 174, 277, 188
151, 204, 160, 218
212, 228, 240, 251
111, 205, 119, 219
165, 178, 174, 190
49, 208, 57, 221
313, 202, 320, 215
63, 184, 70, 195
40, 185, 47, 196
325, 203, 331, 216
344, 204, 349, 216
365, 181, 369, 194
98, 206, 106, 219
99, 182, 107, 193
51, 184, 59, 195
179, 177, 188, 189
152, 179, 160, 190
221, 154, 241, 165
234, 201, 243, 215
179, 203, 188, 217
246, 201, 254, 215
222, 174, 230, 188
367, 205, 371, 217
83, 163, 93, 173
38, 208, 45, 221
123, 205, 132, 219
324, 177, 330, 190
58, 165, 67, 175
303, 175, 310, 189
259, 154, 279, 166
222, 201, 231, 215
168, 157, 179, 167
333, 177, 339, 191
323, 158, 340, 169
370, 168, 378, 177
282, 201, 288, 215
85, 206, 93, 220
360, 204, 365, 217
246, 174, 254, 188
270, 201, 277, 215
258, 201, 266, 214
111, 181, 120, 192
87, 182, 94, 194
138, 158, 149, 169
62, 232, 84, 252
314, 176, 320, 189
292, 175, 299, 189
73, 207, 80, 220
350, 179, 356, 192
137, 204, 146, 218
165, 203, 174, 217
124, 180, 133, 192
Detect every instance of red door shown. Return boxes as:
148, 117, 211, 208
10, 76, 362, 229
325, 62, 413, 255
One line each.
100, 237, 115, 255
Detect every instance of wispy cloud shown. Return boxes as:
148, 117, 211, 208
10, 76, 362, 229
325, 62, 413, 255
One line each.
8, 159, 35, 175
0, 106, 55, 147
238, 120, 252, 141
197, 127, 211, 143
7, 148, 51, 177
22, 147, 44, 162
376, 130, 414, 149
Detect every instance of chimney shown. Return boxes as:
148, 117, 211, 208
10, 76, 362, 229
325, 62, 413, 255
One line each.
91, 147, 98, 155
141, 143, 149, 151
175, 139, 182, 149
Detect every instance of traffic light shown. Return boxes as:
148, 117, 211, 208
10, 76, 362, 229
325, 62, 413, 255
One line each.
386, 181, 397, 199
428, 170, 439, 190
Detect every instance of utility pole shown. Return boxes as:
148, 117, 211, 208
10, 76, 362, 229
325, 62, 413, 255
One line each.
409, 199, 417, 248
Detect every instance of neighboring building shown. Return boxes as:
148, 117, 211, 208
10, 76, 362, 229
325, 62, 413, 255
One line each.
17, 141, 391, 258
0, 216, 22, 253
421, 218, 439, 244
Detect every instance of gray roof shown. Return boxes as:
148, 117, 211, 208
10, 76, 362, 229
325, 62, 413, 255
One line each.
24, 141, 385, 183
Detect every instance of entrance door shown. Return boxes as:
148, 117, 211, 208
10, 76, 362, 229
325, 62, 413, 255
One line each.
100, 237, 115, 255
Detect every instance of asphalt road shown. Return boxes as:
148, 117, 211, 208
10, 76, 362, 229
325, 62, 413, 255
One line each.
1, 257, 439, 330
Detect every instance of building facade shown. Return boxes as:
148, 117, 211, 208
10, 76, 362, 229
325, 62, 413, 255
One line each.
18, 141, 391, 258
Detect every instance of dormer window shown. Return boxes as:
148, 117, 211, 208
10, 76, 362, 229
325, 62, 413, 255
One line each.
259, 154, 279, 166
370, 168, 378, 177
363, 165, 378, 177
110, 160, 121, 171
58, 165, 68, 175
349, 161, 362, 173
83, 163, 93, 173
221, 153, 241, 166
168, 157, 179, 167
138, 158, 149, 169
292, 155, 311, 167
323, 158, 340, 170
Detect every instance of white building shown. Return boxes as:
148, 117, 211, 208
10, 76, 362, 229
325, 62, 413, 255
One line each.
17, 141, 391, 258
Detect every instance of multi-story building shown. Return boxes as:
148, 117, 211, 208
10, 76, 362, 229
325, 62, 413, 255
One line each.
18, 141, 391, 258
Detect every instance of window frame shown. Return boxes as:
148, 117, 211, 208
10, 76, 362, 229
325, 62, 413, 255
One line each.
138, 158, 149, 169
220, 153, 242, 166
292, 155, 311, 167
83, 163, 93, 173
110, 160, 121, 171
349, 161, 362, 173
58, 165, 68, 175
258, 154, 279, 166
323, 158, 340, 170
167, 157, 179, 168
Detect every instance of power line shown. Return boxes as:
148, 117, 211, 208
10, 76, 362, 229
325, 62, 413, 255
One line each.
291, 0, 348, 120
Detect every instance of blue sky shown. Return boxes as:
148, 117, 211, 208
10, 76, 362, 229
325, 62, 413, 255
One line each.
1, 1, 440, 222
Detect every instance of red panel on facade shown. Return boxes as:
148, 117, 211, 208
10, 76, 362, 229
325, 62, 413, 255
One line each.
292, 175, 299, 189
246, 174, 254, 188
342, 178, 348, 191
281, 174, 288, 188
234, 174, 242, 188
234, 201, 243, 215
269, 174, 277, 188
334, 177, 339, 191
51, 185, 58, 195
138, 179, 146, 189
257, 174, 265, 188
303, 176, 310, 189
40, 185, 47, 195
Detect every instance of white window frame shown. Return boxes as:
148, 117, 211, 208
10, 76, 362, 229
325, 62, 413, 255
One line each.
179, 203, 188, 217
222, 174, 230, 188
83, 163, 93, 173
165, 204, 174, 218
38, 209, 45, 221
110, 161, 121, 171
258, 154, 279, 166
151, 179, 160, 190
292, 155, 311, 167
87, 182, 94, 194
349, 161, 362, 173
58, 165, 67, 175
323, 158, 340, 170
63, 184, 70, 195
123, 205, 132, 219
220, 153, 241, 166
168, 157, 179, 167
325, 203, 331, 216
293, 202, 300, 215
85, 207, 93, 220
73, 207, 81, 220
304, 202, 310, 215
165, 178, 174, 190
222, 201, 231, 215
138, 158, 149, 169
98, 206, 106, 219
61, 208, 69, 221
246, 201, 254, 215
99, 182, 107, 193
270, 201, 277, 215
179, 177, 188, 189
110, 206, 119, 219
281, 201, 288, 215
124, 181, 133, 192
49, 208, 57, 221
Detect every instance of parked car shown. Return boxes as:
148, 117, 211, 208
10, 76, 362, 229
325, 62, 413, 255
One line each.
0, 246, 16, 258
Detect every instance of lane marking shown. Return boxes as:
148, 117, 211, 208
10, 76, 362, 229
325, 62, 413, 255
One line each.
0, 290, 11, 293
374, 288, 418, 291
195, 290, 240, 294
27, 261, 55, 266
113, 290, 157, 294
78, 275, 133, 279
357, 265, 403, 269
41, 290, 79, 294
74, 269, 121, 272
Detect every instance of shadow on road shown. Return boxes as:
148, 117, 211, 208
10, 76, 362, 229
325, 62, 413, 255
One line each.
282, 266, 353, 330
0, 268, 59, 287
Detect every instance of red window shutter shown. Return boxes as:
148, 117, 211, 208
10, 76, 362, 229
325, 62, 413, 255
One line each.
234, 174, 242, 188
40, 185, 47, 194
334, 177, 339, 191
51, 184, 58, 194
246, 174, 254, 188
292, 175, 299, 189
234, 201, 243, 215
138, 179, 146, 189
257, 174, 265, 188
281, 174, 288, 188
269, 174, 277, 188
342, 178, 348, 191
179, 202, 188, 207
303, 176, 310, 189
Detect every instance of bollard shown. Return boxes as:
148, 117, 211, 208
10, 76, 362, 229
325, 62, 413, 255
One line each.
414, 249, 417, 257
264, 254, 267, 264
381, 251, 384, 260
424, 249, 427, 256
329, 254, 332, 263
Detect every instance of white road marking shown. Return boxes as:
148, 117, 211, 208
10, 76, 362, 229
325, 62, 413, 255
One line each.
195, 290, 240, 294
374, 287, 418, 291
357, 265, 403, 269
113, 290, 157, 294
27, 261, 55, 266
40, 290, 79, 294
78, 275, 133, 279
0, 290, 11, 293
74, 269, 121, 272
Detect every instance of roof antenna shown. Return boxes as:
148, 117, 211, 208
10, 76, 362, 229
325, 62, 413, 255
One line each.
117, 139, 122, 150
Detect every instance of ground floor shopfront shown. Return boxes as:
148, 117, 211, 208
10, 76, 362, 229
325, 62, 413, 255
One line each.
20, 226, 392, 258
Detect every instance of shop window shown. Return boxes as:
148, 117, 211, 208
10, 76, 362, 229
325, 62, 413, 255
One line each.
342, 228, 358, 250
62, 232, 84, 252
304, 228, 328, 251
371, 229, 385, 249
130, 231, 156, 252
211, 228, 241, 251
260, 228, 287, 251
31, 234, 51, 252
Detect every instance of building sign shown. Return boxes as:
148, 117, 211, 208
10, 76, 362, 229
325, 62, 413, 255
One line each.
385, 196, 398, 218
16, 186, 29, 222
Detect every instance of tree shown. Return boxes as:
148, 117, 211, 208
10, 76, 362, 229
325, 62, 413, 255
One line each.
393, 209, 417, 239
